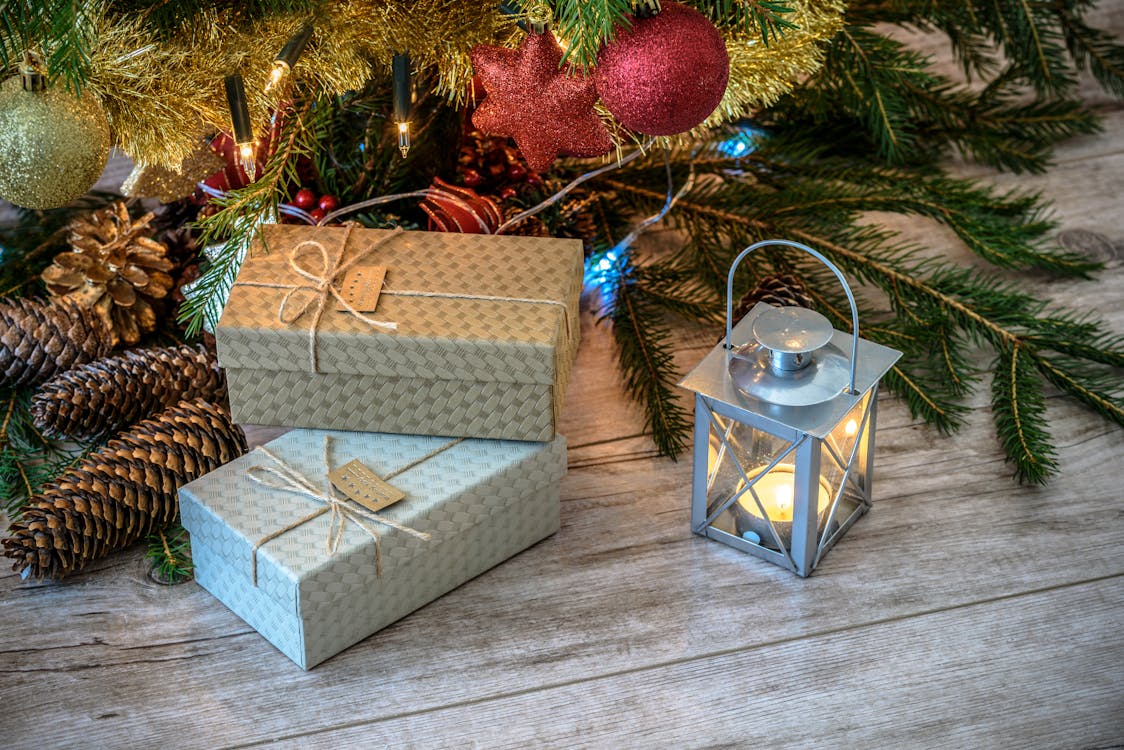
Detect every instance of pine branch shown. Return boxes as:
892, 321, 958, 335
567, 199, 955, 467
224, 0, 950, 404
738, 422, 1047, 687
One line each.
600, 256, 694, 458
550, 0, 633, 69
0, 385, 93, 517
992, 343, 1057, 483
696, 1, 799, 43
145, 522, 193, 583
1055, 7, 1124, 97
587, 143, 1122, 479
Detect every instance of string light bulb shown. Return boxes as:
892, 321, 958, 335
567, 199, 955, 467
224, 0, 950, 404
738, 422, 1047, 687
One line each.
392, 52, 413, 158
266, 24, 314, 92
20, 51, 46, 92
224, 73, 256, 176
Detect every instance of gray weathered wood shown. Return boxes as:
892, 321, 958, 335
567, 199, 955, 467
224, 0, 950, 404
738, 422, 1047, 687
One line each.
241, 577, 1124, 749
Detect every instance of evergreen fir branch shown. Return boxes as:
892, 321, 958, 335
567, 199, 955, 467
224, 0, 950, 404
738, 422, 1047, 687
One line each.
44, 0, 95, 93
992, 343, 1057, 484
589, 157, 1121, 477
812, 25, 933, 162
550, 0, 633, 69
1055, 7, 1124, 97
0, 386, 94, 517
0, 0, 93, 91
600, 256, 694, 458
628, 263, 722, 323
696, 1, 798, 43
1031, 353, 1124, 427
882, 365, 971, 434
145, 523, 193, 583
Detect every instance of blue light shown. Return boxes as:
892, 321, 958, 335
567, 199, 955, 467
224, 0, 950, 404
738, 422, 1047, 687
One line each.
722, 140, 749, 157
717, 124, 763, 159
585, 248, 622, 289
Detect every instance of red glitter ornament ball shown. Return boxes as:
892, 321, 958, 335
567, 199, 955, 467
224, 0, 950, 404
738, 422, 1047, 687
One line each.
595, 2, 729, 136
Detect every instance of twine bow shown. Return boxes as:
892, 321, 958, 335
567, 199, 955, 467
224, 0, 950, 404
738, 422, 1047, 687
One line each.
243, 435, 464, 586
234, 225, 401, 372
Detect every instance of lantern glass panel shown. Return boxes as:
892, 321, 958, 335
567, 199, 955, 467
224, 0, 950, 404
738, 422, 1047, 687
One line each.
703, 414, 832, 550
820, 391, 873, 513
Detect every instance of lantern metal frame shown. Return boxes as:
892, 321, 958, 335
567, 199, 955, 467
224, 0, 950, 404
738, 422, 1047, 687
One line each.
679, 240, 902, 577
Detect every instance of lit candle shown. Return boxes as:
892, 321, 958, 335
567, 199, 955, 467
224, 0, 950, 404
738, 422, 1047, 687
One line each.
734, 465, 833, 549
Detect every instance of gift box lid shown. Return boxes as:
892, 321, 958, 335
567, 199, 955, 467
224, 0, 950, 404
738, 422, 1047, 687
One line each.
179, 430, 567, 614
216, 225, 583, 385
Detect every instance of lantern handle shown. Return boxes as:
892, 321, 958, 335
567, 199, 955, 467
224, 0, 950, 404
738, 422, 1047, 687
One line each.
725, 239, 860, 396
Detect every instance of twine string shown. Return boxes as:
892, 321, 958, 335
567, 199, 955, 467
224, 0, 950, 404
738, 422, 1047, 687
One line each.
233, 225, 401, 371
243, 435, 470, 586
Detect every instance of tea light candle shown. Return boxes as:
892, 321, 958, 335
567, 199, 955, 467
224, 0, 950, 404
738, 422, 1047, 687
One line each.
734, 465, 833, 548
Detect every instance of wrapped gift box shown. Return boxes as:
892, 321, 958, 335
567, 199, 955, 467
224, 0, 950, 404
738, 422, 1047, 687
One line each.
217, 224, 583, 441
179, 428, 565, 669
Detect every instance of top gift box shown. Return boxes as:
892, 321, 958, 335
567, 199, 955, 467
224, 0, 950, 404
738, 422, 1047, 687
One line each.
217, 224, 583, 441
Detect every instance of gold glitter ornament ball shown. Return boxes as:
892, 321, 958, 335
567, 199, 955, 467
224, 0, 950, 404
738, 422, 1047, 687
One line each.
0, 76, 111, 210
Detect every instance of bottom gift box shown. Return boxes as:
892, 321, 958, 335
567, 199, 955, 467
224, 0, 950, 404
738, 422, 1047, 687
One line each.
179, 428, 565, 670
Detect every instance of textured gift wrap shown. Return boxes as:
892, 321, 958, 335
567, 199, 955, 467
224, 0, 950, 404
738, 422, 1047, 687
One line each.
179, 429, 566, 670
216, 224, 583, 440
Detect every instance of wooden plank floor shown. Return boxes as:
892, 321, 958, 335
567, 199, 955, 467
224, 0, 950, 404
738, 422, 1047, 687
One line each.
3, 24, 1124, 750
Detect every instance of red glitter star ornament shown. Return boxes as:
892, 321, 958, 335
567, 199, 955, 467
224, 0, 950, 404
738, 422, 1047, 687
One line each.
471, 32, 613, 172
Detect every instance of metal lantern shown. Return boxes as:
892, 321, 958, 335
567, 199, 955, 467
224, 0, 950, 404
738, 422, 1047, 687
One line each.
679, 240, 902, 576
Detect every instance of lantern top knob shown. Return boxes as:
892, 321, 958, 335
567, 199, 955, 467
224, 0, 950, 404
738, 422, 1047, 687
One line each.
752, 306, 833, 372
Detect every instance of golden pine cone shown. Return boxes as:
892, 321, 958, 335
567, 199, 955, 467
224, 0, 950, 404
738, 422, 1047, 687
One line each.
31, 344, 227, 440
2, 398, 247, 580
41, 201, 175, 346
0, 297, 112, 388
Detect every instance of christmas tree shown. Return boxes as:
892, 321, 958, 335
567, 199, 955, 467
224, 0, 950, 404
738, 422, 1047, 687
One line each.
0, 0, 1121, 519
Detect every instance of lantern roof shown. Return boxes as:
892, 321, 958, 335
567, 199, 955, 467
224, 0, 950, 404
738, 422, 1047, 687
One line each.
679, 303, 902, 438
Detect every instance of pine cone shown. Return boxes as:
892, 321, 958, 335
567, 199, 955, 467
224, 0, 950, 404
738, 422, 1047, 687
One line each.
502, 205, 550, 237
0, 297, 112, 388
558, 190, 608, 255
2, 398, 247, 580
31, 344, 227, 440
41, 201, 175, 346
733, 274, 815, 323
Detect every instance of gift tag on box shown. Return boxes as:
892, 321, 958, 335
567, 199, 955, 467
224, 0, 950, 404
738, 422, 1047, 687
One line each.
334, 265, 386, 313
328, 459, 406, 512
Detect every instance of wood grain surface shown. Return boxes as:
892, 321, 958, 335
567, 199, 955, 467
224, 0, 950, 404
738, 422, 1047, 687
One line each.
2, 20, 1123, 748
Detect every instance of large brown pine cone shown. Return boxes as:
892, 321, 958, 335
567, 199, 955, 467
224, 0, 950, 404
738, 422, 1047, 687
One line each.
31, 344, 227, 440
2, 398, 246, 580
0, 297, 112, 388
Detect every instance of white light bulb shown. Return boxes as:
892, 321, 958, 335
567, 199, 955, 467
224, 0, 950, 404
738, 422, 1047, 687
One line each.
396, 121, 411, 158
845, 419, 858, 436
237, 142, 256, 175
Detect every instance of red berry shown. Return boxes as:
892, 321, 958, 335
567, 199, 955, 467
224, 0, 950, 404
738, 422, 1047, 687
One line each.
507, 164, 527, 181
292, 188, 317, 209
318, 195, 339, 212
526, 172, 543, 187
463, 169, 483, 188
500, 186, 518, 200
309, 207, 326, 223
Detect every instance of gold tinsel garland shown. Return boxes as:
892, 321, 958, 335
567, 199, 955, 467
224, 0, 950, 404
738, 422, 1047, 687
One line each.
5, 1, 843, 169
